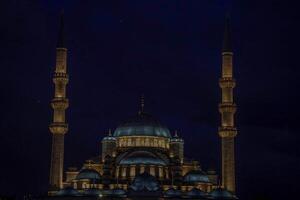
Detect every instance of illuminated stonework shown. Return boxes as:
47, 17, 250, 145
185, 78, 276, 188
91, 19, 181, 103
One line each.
47, 15, 238, 200
218, 18, 237, 193
117, 136, 170, 149
49, 14, 68, 191
57, 112, 219, 195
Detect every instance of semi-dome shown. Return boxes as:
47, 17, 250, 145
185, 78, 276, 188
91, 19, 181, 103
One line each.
119, 151, 167, 166
76, 168, 101, 181
56, 187, 80, 196
209, 188, 236, 199
130, 172, 160, 192
113, 113, 171, 138
184, 170, 210, 183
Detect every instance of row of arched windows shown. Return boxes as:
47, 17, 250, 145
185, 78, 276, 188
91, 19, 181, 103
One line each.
117, 137, 170, 149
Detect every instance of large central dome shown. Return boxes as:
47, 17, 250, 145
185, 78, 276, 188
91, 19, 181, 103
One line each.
113, 113, 171, 138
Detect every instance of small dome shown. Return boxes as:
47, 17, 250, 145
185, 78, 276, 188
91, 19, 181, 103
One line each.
112, 188, 126, 197
56, 187, 80, 196
130, 172, 160, 192
102, 130, 116, 141
164, 187, 182, 197
102, 135, 116, 141
184, 170, 210, 183
101, 190, 113, 196
76, 168, 101, 181
209, 188, 236, 199
83, 188, 102, 196
170, 137, 183, 142
113, 113, 171, 138
120, 151, 167, 166
186, 188, 207, 198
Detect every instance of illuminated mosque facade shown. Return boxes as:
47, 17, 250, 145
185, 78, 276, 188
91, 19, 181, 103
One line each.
45, 14, 238, 199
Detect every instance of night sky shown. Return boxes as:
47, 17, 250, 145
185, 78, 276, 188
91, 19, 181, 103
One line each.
0, 1, 299, 200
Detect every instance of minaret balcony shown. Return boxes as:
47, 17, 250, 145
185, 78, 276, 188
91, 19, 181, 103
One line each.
218, 127, 237, 138
219, 78, 236, 88
51, 98, 69, 109
218, 103, 236, 113
53, 73, 69, 84
49, 123, 68, 135
222, 51, 233, 56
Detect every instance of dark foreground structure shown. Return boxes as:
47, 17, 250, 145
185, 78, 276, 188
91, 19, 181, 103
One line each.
38, 14, 239, 200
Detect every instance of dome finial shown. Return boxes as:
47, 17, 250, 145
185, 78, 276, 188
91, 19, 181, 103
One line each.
108, 128, 112, 136
139, 94, 145, 115
174, 130, 178, 137
86, 160, 93, 169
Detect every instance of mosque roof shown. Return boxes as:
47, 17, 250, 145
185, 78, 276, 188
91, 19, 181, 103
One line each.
83, 188, 102, 196
209, 188, 236, 199
164, 187, 182, 197
183, 170, 211, 183
119, 150, 167, 166
112, 188, 127, 196
113, 113, 171, 138
186, 188, 208, 198
130, 172, 160, 192
55, 187, 80, 196
75, 168, 101, 181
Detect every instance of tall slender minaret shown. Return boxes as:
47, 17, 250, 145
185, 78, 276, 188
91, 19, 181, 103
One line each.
218, 17, 237, 193
49, 13, 69, 190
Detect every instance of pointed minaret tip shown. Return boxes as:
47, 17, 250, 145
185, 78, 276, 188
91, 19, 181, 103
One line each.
138, 94, 145, 115
222, 15, 232, 52
57, 11, 65, 48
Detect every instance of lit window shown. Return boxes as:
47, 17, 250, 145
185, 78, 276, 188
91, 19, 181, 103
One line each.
159, 167, 163, 178
122, 167, 127, 177
150, 166, 155, 176
130, 166, 136, 177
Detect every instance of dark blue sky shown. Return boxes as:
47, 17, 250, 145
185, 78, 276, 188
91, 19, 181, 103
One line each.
0, 1, 299, 200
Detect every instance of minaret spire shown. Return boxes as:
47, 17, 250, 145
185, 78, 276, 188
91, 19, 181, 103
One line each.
49, 12, 69, 192
218, 16, 237, 193
222, 15, 232, 52
139, 94, 145, 114
57, 11, 65, 48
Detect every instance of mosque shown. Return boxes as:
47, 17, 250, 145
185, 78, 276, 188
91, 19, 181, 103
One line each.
44, 14, 238, 199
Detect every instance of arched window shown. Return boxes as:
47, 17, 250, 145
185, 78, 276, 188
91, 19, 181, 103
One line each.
130, 165, 136, 177
150, 166, 155, 176
145, 138, 150, 146
122, 167, 127, 177
159, 166, 163, 178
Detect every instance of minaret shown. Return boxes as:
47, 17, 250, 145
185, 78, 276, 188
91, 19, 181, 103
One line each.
49, 13, 69, 190
218, 17, 237, 193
